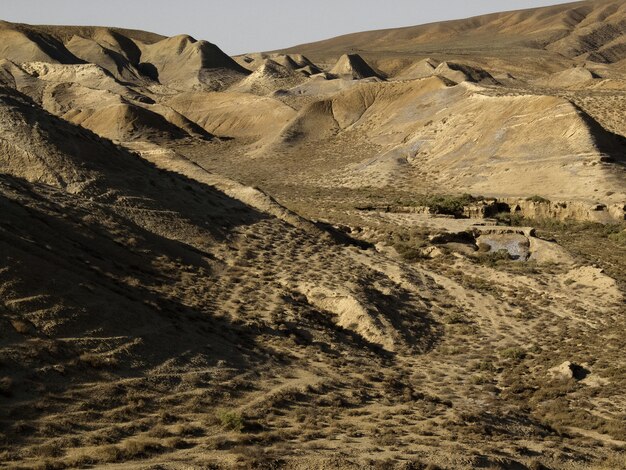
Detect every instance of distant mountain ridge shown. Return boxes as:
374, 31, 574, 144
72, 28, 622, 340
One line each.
276, 0, 625, 76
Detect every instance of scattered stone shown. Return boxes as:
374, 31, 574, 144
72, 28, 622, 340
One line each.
549, 361, 589, 381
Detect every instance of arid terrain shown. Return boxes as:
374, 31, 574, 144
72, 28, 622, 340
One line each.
0, 1, 625, 468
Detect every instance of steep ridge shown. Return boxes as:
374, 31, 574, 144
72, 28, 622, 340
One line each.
64, 34, 144, 82
330, 53, 382, 79
433, 61, 499, 85
533, 66, 599, 88
396, 57, 439, 80
139, 34, 249, 90
2, 63, 205, 142
234, 53, 318, 72
0, 22, 83, 65
0, 22, 248, 91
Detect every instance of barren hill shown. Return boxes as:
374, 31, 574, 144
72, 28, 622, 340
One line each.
0, 4, 626, 469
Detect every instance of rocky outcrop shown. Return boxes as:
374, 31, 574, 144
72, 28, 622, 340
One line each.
504, 198, 626, 223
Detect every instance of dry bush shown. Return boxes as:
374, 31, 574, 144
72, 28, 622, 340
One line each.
78, 353, 118, 369
31, 460, 66, 470
499, 347, 527, 362
164, 437, 189, 449
89, 444, 122, 463
120, 437, 164, 458
216, 409, 244, 432
37, 417, 81, 438
157, 410, 179, 424
171, 423, 204, 437
10, 319, 31, 334
0, 377, 13, 396
147, 424, 172, 438
32, 442, 64, 459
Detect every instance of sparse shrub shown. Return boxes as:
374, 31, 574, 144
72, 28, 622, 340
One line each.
419, 193, 478, 217
121, 437, 164, 458
78, 353, 118, 369
476, 360, 496, 372
394, 243, 428, 261
92, 444, 122, 463
12, 420, 35, 436
494, 211, 524, 226
216, 409, 244, 432
147, 425, 171, 438
475, 249, 512, 266
172, 423, 204, 437
376, 430, 399, 447
10, 319, 31, 334
608, 229, 626, 245
157, 410, 179, 424
470, 375, 490, 385
444, 312, 466, 324
33, 442, 64, 458
32, 460, 65, 470
0, 377, 13, 396
165, 437, 189, 449
387, 227, 431, 262
499, 347, 526, 362
526, 195, 550, 204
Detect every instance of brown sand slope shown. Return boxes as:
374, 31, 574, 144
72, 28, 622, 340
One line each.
165, 90, 297, 139
0, 83, 486, 468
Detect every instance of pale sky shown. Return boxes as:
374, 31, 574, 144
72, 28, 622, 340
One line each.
2, 0, 575, 55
